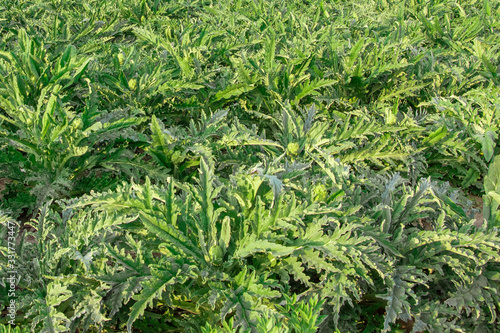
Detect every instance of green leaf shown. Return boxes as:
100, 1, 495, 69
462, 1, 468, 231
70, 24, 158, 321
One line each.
46, 282, 72, 307
235, 236, 295, 258
215, 83, 254, 101
347, 38, 365, 69
485, 155, 500, 194
127, 270, 176, 333
488, 191, 500, 204
480, 130, 497, 162
60, 45, 76, 67
40, 94, 58, 140
220, 216, 231, 253
380, 275, 411, 333
138, 211, 205, 264
423, 126, 448, 145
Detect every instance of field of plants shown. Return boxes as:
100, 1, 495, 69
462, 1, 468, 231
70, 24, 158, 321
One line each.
0, 0, 499, 332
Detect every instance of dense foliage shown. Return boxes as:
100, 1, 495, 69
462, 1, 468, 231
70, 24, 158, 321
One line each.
0, 0, 499, 332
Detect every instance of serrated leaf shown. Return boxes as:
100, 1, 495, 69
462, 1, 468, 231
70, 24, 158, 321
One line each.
127, 270, 175, 333
215, 83, 254, 101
